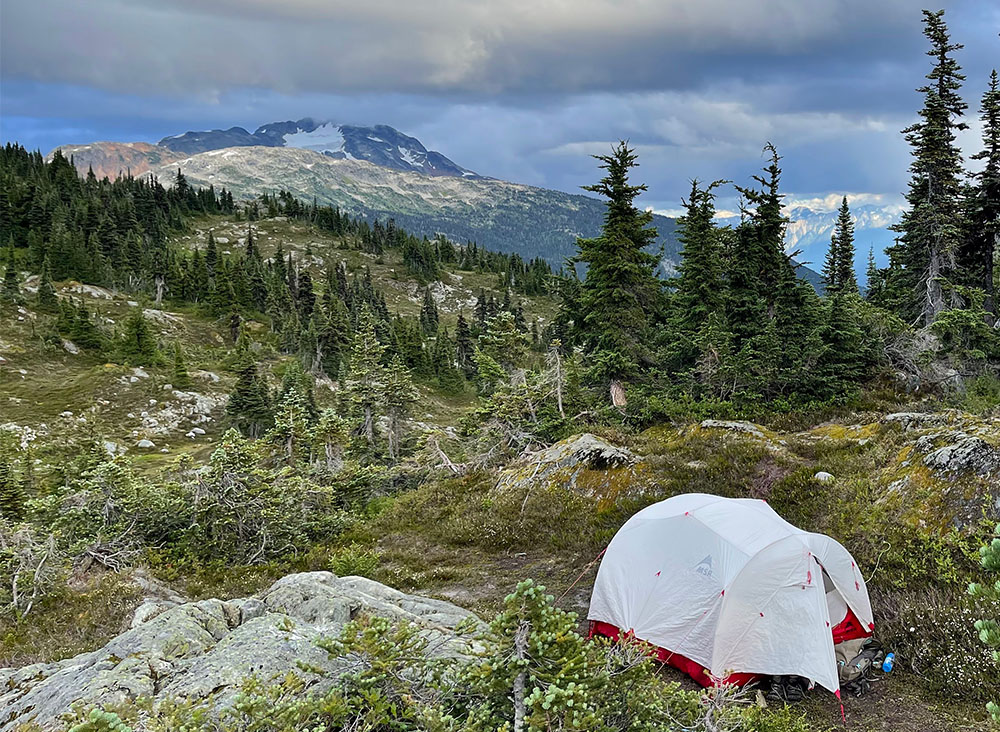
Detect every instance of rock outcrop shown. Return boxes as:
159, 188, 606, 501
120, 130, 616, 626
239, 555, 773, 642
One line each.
0, 573, 479, 731
495, 433, 642, 499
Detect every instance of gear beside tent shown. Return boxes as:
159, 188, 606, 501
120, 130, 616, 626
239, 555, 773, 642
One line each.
587, 493, 873, 696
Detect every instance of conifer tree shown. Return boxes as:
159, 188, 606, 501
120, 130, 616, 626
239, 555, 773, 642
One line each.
960, 69, 1000, 314
205, 231, 218, 279
455, 313, 476, 378
279, 359, 318, 420
674, 179, 728, 333
1, 244, 21, 304
822, 197, 858, 295
382, 356, 418, 462
344, 306, 387, 447
118, 309, 160, 366
0, 450, 25, 521
171, 342, 192, 389
319, 295, 352, 379
226, 326, 273, 437
864, 246, 881, 301
728, 144, 791, 345
269, 388, 312, 464
480, 311, 527, 372
35, 254, 58, 312
569, 142, 660, 400
474, 289, 488, 331
419, 288, 439, 335
889, 9, 968, 325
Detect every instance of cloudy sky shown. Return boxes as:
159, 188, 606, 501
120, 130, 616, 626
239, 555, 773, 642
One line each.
1, 0, 997, 215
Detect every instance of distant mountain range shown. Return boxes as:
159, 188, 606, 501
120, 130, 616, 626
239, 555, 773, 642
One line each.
714, 202, 903, 285
52, 119, 846, 285
783, 204, 902, 280
158, 119, 480, 178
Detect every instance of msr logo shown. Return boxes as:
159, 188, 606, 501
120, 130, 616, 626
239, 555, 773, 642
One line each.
695, 555, 714, 578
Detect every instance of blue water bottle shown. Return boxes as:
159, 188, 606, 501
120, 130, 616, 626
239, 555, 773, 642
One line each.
882, 652, 895, 673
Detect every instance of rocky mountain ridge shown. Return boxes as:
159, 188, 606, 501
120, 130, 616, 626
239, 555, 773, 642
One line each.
158, 118, 478, 178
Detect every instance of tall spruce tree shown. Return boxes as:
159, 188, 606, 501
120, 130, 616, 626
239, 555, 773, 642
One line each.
569, 141, 660, 401
822, 197, 859, 295
960, 69, 1000, 314
383, 356, 418, 462
673, 179, 728, 333
889, 9, 968, 325
728, 144, 790, 345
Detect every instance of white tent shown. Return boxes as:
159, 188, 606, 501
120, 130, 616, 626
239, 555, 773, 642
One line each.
588, 493, 873, 694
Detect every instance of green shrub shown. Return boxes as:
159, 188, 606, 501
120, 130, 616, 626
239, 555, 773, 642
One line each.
738, 706, 812, 732
329, 542, 381, 578
881, 589, 1000, 702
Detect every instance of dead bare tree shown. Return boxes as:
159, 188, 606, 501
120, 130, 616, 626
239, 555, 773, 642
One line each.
1, 523, 61, 619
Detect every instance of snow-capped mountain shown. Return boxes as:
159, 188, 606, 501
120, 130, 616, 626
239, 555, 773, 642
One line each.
716, 199, 903, 282
158, 119, 478, 178
783, 202, 903, 278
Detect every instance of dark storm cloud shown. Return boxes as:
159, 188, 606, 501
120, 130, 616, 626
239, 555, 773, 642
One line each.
1, 0, 997, 219
0, 0, 930, 98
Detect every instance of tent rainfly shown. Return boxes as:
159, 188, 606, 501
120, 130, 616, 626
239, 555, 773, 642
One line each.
587, 493, 873, 695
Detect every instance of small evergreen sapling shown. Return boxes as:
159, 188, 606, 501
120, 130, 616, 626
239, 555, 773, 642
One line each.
171, 342, 192, 389
118, 310, 161, 366
35, 255, 58, 312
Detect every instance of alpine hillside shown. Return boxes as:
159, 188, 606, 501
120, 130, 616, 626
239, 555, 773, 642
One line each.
51, 122, 833, 283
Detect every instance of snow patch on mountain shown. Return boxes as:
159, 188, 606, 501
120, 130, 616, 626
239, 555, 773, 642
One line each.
282, 123, 346, 153
398, 146, 425, 167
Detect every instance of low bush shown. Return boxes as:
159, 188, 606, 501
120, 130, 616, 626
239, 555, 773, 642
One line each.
880, 588, 1000, 702
329, 541, 381, 578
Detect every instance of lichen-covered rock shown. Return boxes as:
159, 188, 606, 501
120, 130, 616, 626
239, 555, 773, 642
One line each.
495, 433, 641, 499
881, 412, 948, 431
0, 572, 479, 731
699, 420, 766, 438
922, 436, 1000, 478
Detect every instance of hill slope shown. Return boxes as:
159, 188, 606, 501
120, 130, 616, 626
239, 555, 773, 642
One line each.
150, 145, 683, 268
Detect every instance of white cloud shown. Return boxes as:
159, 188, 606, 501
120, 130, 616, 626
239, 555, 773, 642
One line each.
784, 192, 906, 213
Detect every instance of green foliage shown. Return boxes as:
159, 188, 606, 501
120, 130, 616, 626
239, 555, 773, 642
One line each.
329, 541, 381, 578
0, 437, 25, 522
344, 305, 387, 447
884, 9, 968, 326
117, 309, 161, 366
35, 254, 58, 312
568, 141, 661, 390
1, 244, 22, 304
822, 196, 858, 295
931, 287, 1000, 363
968, 522, 1000, 721
170, 342, 192, 389
226, 326, 273, 438
67, 709, 132, 732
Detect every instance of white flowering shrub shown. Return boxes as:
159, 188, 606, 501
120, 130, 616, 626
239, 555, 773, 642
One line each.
885, 590, 1000, 701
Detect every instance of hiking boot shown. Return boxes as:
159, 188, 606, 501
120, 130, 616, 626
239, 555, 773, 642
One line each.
766, 676, 787, 703
783, 676, 805, 703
